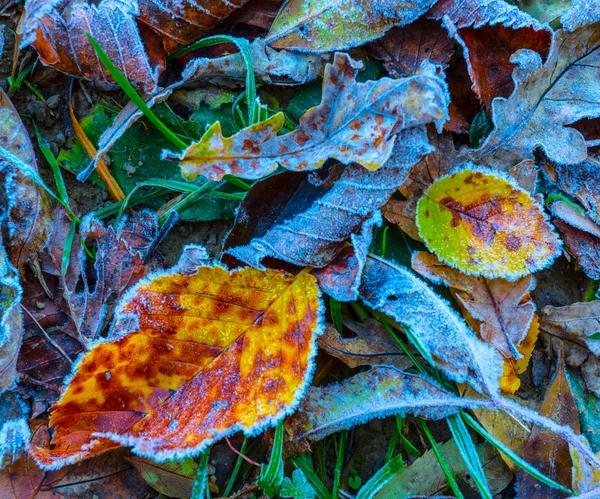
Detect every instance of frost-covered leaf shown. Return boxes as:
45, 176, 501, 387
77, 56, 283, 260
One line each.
30, 264, 323, 468
499, 315, 539, 393
317, 320, 411, 370
0, 88, 51, 273
280, 469, 315, 499
539, 301, 600, 356
516, 348, 579, 498
518, 0, 572, 27
225, 128, 433, 268
472, 22, 600, 168
285, 366, 491, 443
561, 0, 600, 31
182, 38, 327, 87
359, 256, 504, 394
570, 437, 600, 495
416, 168, 561, 280
0, 392, 30, 468
551, 200, 600, 280
412, 251, 536, 359
264, 0, 437, 52
23, 0, 250, 93
570, 374, 600, 453
428, 0, 551, 111
174, 53, 448, 181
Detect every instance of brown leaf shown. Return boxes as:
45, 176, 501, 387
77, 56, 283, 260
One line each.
516, 347, 580, 498
368, 18, 455, 77
0, 87, 51, 273
412, 251, 536, 359
317, 320, 411, 370
539, 301, 600, 357
23, 0, 250, 92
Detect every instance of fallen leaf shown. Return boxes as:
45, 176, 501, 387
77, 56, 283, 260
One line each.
500, 315, 540, 393
224, 128, 433, 268
472, 22, 600, 168
561, 0, 600, 31
0, 391, 30, 468
0, 87, 51, 272
517, 347, 580, 498
368, 18, 455, 77
125, 455, 197, 499
382, 129, 457, 241
317, 320, 411, 370
264, 0, 437, 52
182, 38, 327, 87
416, 167, 561, 280
23, 0, 250, 93
570, 437, 600, 495
30, 263, 323, 468
539, 301, 600, 357
359, 255, 503, 394
412, 251, 536, 359
173, 52, 448, 181
285, 366, 489, 444
374, 439, 513, 498
518, 0, 572, 26
569, 374, 600, 453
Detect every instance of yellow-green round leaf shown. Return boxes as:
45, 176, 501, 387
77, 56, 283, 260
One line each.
416, 168, 561, 280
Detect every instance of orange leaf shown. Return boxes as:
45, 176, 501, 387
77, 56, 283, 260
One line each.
500, 315, 539, 394
30, 265, 323, 468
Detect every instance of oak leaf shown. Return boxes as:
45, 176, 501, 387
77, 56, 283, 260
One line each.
0, 88, 52, 273
412, 251, 536, 359
173, 53, 448, 181
23, 0, 250, 93
472, 22, 600, 168
264, 0, 437, 52
416, 168, 561, 280
30, 264, 323, 468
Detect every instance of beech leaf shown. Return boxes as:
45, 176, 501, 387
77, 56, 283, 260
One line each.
264, 0, 437, 52
359, 256, 504, 395
173, 52, 448, 181
30, 263, 323, 468
416, 167, 561, 280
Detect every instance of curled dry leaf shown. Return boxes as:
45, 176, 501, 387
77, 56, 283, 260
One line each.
539, 301, 600, 357
30, 264, 323, 468
225, 128, 433, 269
285, 366, 490, 444
0, 88, 51, 272
416, 168, 561, 280
23, 0, 250, 93
264, 0, 437, 52
516, 348, 579, 498
359, 255, 504, 395
317, 320, 412, 370
472, 22, 600, 168
174, 52, 448, 181
412, 251, 536, 359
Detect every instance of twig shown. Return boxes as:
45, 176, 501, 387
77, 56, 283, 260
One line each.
21, 305, 73, 365
225, 437, 260, 467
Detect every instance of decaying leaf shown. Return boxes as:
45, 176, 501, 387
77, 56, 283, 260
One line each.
225, 128, 433, 268
265, 0, 437, 52
285, 366, 490, 444
317, 320, 411, 370
30, 264, 323, 468
0, 391, 30, 468
125, 455, 197, 499
23, 0, 250, 93
539, 301, 600, 357
517, 348, 580, 498
500, 315, 539, 393
173, 52, 448, 181
472, 22, 600, 168
416, 168, 561, 280
359, 256, 504, 394
0, 87, 51, 272
412, 251, 536, 359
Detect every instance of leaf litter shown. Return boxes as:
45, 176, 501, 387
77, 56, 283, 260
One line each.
3, 0, 600, 497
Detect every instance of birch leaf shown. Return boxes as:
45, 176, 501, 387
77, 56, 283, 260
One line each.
359, 256, 504, 395
472, 22, 600, 168
174, 53, 448, 181
416, 168, 561, 280
30, 264, 323, 468
265, 0, 437, 52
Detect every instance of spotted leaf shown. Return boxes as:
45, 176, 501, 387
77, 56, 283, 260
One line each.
172, 52, 448, 181
30, 264, 323, 468
416, 167, 561, 280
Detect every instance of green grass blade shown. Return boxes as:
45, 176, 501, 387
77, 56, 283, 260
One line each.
419, 419, 465, 499
332, 431, 347, 498
461, 412, 573, 495
289, 455, 331, 499
223, 437, 248, 497
356, 453, 404, 499
330, 297, 343, 334
258, 422, 285, 496
191, 450, 210, 499
61, 220, 77, 277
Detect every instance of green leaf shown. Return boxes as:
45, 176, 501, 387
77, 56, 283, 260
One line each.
469, 109, 494, 149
